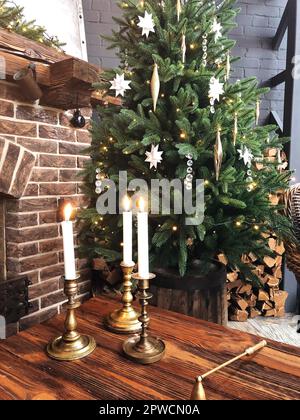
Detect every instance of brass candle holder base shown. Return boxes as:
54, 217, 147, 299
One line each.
46, 276, 96, 361
123, 273, 166, 365
106, 262, 142, 334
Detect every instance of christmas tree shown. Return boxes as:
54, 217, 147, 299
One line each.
80, 0, 293, 284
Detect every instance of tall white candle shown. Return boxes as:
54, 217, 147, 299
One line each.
137, 198, 149, 278
61, 203, 76, 280
123, 195, 133, 265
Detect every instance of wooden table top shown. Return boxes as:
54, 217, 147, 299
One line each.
0, 296, 299, 400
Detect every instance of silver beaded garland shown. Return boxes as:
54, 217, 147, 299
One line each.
202, 33, 208, 67
185, 154, 194, 190
95, 168, 102, 194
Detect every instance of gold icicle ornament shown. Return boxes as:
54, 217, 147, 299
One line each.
256, 99, 260, 125
214, 126, 223, 181
151, 63, 160, 112
181, 32, 186, 64
226, 53, 231, 81
233, 112, 238, 146
176, 0, 182, 22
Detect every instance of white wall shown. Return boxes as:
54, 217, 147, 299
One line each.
15, 0, 88, 60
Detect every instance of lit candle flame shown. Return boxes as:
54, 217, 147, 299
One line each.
123, 195, 131, 212
138, 197, 146, 212
64, 203, 73, 222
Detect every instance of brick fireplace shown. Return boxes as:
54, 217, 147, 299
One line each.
0, 80, 93, 337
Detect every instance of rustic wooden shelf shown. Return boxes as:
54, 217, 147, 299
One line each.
0, 28, 117, 109
0, 296, 299, 400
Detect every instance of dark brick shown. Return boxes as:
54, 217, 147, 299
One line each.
6, 197, 58, 213
31, 168, 59, 182
24, 183, 39, 197
6, 212, 38, 228
59, 142, 87, 155
39, 154, 77, 168
39, 211, 58, 225
60, 169, 83, 182
0, 100, 14, 117
39, 125, 75, 142
0, 119, 37, 137
29, 278, 59, 300
6, 225, 58, 244
39, 183, 77, 196
41, 290, 66, 308
17, 137, 58, 153
40, 263, 64, 281
16, 105, 58, 124
76, 129, 91, 144
39, 238, 63, 253
6, 242, 39, 259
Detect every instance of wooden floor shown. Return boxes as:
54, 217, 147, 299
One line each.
0, 296, 299, 400
229, 314, 300, 347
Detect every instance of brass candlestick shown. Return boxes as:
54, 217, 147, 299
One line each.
106, 262, 142, 334
46, 275, 96, 361
190, 340, 267, 400
123, 273, 166, 364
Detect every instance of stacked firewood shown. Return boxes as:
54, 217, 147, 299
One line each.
226, 147, 289, 322
226, 237, 288, 322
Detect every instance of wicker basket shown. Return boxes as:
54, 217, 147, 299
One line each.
284, 184, 300, 285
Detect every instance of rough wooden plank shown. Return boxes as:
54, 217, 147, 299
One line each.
0, 28, 70, 63
0, 297, 299, 400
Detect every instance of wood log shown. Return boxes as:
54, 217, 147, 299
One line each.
232, 296, 249, 311
275, 242, 285, 255
249, 253, 258, 262
266, 275, 280, 288
273, 290, 289, 309
230, 309, 248, 322
249, 308, 261, 318
227, 279, 243, 291
268, 238, 277, 251
246, 294, 257, 308
276, 307, 286, 317
260, 301, 274, 311
265, 308, 277, 317
237, 283, 252, 294
273, 266, 282, 279
258, 290, 270, 302
264, 256, 277, 268
227, 272, 239, 282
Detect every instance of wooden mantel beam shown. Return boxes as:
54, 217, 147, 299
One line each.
0, 28, 118, 109
0, 28, 70, 63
